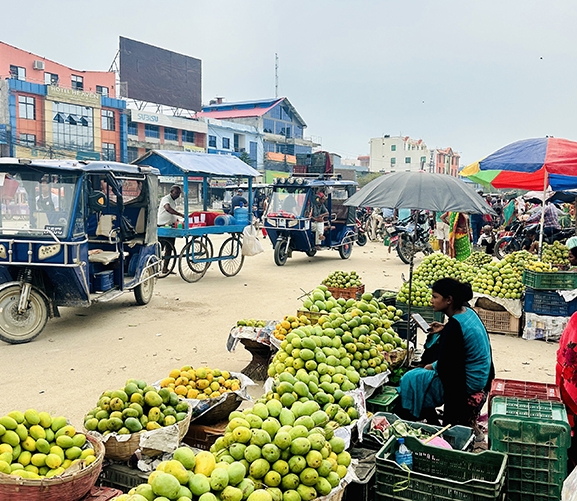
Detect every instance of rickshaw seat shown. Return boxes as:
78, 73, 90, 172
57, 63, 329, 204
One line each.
88, 251, 120, 265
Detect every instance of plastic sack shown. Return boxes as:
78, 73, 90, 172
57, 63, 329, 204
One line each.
242, 224, 264, 256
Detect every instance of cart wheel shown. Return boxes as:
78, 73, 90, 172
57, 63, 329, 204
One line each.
0, 285, 48, 344
219, 235, 245, 277
178, 239, 210, 283
305, 249, 317, 257
339, 241, 353, 259
274, 239, 288, 266
199, 235, 214, 265
134, 256, 158, 305
158, 239, 177, 278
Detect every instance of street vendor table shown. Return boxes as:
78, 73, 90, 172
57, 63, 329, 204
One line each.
226, 321, 278, 381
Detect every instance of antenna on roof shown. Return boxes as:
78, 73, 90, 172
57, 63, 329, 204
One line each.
275, 53, 279, 98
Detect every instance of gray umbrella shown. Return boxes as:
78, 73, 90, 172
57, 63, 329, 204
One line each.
344, 171, 494, 347
344, 171, 495, 215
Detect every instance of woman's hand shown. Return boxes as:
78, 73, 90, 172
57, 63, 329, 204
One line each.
428, 321, 444, 333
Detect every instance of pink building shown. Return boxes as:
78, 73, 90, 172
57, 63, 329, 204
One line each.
433, 147, 460, 177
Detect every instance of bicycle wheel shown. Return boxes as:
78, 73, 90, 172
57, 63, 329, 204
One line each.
178, 239, 210, 283
158, 239, 177, 278
218, 235, 245, 277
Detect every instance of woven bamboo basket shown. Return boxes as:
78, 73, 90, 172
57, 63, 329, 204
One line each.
93, 407, 192, 461
0, 434, 104, 501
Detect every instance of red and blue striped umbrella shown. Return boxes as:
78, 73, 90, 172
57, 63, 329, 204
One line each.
461, 137, 577, 191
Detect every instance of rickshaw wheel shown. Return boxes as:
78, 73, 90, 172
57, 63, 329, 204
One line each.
339, 242, 353, 259
305, 249, 317, 257
178, 239, 209, 283
219, 235, 245, 277
274, 239, 288, 266
134, 256, 158, 305
0, 285, 48, 344
158, 239, 177, 278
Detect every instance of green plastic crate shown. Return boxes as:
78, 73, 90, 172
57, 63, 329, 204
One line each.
489, 396, 570, 501
375, 435, 507, 501
362, 412, 475, 451
98, 463, 150, 493
522, 269, 577, 290
395, 302, 445, 323
366, 387, 400, 414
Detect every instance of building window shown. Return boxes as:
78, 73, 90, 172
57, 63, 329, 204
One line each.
263, 119, 274, 133
96, 85, 108, 96
294, 125, 303, 139
391, 145, 396, 152
102, 142, 116, 161
44, 72, 59, 86
101, 109, 115, 131
405, 157, 411, 164
222, 137, 230, 149
52, 102, 94, 150
164, 127, 178, 141
10, 65, 25, 81
390, 158, 396, 165
127, 147, 139, 163
18, 96, 35, 120
208, 135, 217, 148
19, 133, 36, 147
182, 130, 195, 143
144, 124, 159, 138
71, 75, 84, 91
127, 121, 138, 136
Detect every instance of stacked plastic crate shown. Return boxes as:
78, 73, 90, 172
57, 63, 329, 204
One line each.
489, 393, 570, 501
522, 269, 577, 341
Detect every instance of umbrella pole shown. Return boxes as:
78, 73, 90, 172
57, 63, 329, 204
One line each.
406, 210, 417, 349
538, 171, 548, 261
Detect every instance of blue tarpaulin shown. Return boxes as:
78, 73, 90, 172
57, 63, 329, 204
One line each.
133, 150, 260, 178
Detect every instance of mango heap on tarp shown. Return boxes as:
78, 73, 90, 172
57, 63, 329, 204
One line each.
159, 367, 242, 400
469, 251, 536, 299
0, 409, 97, 479
396, 254, 474, 306
112, 410, 352, 501
464, 251, 493, 267
84, 380, 190, 436
539, 241, 570, 268
237, 320, 269, 328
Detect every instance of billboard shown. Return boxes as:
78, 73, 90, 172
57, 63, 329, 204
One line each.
119, 37, 201, 111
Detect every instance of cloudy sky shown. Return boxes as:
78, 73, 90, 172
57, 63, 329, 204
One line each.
4, 0, 577, 164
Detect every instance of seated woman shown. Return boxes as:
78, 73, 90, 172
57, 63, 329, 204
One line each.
398, 278, 495, 426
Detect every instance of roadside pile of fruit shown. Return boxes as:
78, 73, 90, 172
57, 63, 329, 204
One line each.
464, 251, 493, 267
113, 405, 352, 501
0, 409, 98, 479
321, 271, 362, 289
159, 367, 242, 400
536, 241, 570, 269
237, 320, 269, 328
84, 380, 190, 435
273, 315, 312, 342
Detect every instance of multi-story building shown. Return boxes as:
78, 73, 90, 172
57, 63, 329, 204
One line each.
126, 109, 207, 162
196, 97, 318, 172
431, 147, 460, 177
0, 41, 126, 162
369, 135, 430, 173
203, 117, 260, 168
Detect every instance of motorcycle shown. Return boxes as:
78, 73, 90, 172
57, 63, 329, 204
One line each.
387, 212, 433, 264
494, 221, 575, 259
355, 208, 369, 246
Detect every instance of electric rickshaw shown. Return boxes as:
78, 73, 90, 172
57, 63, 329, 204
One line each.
0, 158, 160, 344
263, 177, 358, 266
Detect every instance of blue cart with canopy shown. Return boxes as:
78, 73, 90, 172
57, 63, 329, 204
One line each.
133, 150, 260, 282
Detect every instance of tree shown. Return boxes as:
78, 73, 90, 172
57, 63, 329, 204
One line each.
239, 151, 253, 166
357, 172, 382, 188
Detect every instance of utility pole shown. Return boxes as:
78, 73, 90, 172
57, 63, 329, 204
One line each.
275, 53, 279, 98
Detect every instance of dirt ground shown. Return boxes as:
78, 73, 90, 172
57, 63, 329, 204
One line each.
0, 238, 559, 428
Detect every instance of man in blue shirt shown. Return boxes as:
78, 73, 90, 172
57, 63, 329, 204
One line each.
231, 189, 248, 215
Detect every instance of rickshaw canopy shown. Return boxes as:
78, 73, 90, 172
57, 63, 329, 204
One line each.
133, 150, 260, 178
0, 158, 160, 176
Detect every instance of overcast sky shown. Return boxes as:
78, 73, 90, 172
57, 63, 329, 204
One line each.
4, 0, 577, 165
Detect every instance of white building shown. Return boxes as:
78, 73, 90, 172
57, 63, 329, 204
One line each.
369, 135, 430, 173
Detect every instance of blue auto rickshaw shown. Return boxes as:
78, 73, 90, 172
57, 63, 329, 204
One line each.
0, 158, 160, 344
264, 177, 358, 265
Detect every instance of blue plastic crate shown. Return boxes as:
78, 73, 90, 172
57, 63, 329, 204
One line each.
523, 288, 577, 316
94, 270, 114, 292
